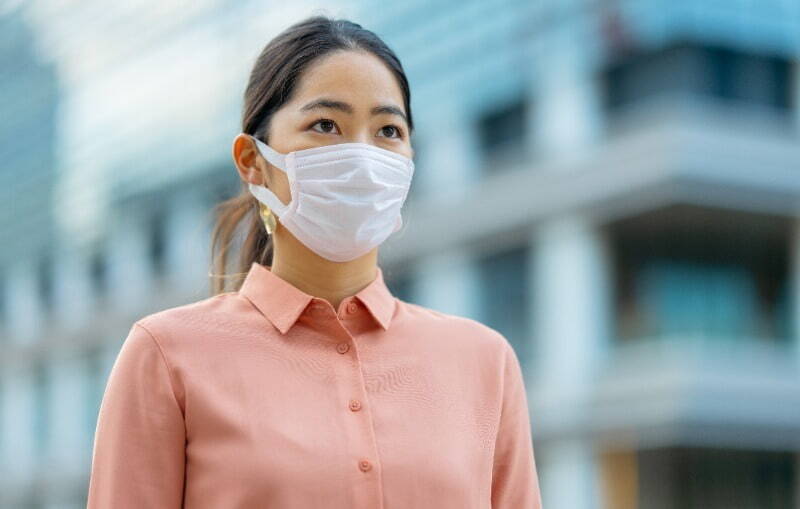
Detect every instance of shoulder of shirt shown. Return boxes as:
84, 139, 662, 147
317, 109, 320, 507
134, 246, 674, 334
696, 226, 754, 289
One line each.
395, 298, 512, 354
131, 290, 249, 346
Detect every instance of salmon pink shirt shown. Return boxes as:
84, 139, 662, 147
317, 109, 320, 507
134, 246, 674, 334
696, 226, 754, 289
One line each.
87, 261, 542, 508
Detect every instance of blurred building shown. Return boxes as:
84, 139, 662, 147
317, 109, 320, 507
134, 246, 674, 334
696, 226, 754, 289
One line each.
1, 0, 799, 508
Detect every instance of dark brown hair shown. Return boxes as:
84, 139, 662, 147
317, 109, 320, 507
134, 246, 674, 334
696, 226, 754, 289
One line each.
208, 15, 414, 294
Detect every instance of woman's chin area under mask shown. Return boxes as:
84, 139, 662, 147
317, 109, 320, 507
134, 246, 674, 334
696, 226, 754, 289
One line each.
268, 222, 381, 310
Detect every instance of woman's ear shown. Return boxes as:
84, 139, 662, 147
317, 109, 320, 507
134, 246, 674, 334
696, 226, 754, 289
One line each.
232, 134, 268, 186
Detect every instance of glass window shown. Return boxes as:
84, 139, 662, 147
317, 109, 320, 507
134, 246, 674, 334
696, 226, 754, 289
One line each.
384, 268, 417, 305
637, 447, 796, 509
603, 41, 792, 114
611, 207, 791, 344
477, 97, 529, 173
148, 210, 167, 278
37, 254, 54, 313
634, 259, 758, 339
89, 245, 108, 298
476, 246, 531, 370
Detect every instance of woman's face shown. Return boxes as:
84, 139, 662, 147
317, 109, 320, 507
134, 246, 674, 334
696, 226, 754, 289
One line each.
233, 49, 414, 210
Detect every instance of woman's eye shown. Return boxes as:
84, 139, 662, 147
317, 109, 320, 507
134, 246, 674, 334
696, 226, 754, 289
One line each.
379, 125, 403, 138
310, 119, 339, 134
309, 118, 403, 139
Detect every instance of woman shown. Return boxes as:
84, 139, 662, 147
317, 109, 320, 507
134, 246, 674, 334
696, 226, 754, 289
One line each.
87, 15, 542, 509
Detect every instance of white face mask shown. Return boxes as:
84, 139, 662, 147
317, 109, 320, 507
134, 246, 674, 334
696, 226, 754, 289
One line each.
246, 135, 415, 262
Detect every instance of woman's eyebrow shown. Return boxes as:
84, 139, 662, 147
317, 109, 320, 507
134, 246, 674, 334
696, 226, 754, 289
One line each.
299, 98, 408, 125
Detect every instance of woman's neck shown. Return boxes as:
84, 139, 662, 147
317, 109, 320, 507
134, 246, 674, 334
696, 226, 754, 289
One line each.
268, 231, 378, 310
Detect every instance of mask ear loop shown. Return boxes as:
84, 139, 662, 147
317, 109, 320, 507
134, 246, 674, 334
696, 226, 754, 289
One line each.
251, 136, 287, 170
248, 135, 290, 217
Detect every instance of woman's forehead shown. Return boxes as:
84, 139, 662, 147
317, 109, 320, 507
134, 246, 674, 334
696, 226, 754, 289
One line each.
291, 51, 404, 106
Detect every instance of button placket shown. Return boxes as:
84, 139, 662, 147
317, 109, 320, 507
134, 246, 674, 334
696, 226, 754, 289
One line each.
328, 313, 381, 494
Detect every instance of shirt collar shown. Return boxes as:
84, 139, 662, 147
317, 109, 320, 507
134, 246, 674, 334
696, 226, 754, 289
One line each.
238, 261, 397, 334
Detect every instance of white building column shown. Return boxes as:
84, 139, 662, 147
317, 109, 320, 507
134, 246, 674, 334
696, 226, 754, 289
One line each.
530, 213, 611, 509
52, 247, 93, 332
413, 250, 480, 321
413, 102, 481, 202
531, 27, 602, 165
47, 354, 86, 475
5, 259, 42, 344
165, 190, 212, 296
532, 213, 611, 396
0, 368, 10, 478
538, 438, 602, 509
107, 210, 150, 310
1, 365, 36, 482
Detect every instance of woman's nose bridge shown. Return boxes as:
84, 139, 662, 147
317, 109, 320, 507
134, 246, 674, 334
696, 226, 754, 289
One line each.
346, 132, 374, 145
343, 116, 379, 145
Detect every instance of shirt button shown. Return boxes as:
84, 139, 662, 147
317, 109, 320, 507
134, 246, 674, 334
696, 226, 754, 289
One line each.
346, 302, 358, 314
349, 399, 362, 411
336, 342, 350, 354
358, 459, 372, 472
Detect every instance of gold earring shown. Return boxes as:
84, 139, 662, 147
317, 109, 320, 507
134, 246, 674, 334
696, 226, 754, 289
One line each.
258, 202, 277, 235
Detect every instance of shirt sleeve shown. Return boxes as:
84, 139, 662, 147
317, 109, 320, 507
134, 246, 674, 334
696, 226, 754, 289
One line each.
87, 321, 187, 508
491, 340, 543, 508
